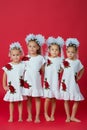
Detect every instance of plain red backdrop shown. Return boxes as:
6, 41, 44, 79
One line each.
0, 0, 87, 130
0, 1, 87, 130
0, 0, 87, 97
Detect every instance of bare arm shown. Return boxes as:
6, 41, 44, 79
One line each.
41, 63, 45, 74
77, 67, 84, 81
3, 72, 9, 91
60, 66, 63, 73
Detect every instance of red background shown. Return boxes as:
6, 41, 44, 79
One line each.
0, 0, 87, 97
0, 1, 87, 129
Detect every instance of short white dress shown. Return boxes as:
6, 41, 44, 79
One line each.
2, 62, 25, 102
60, 58, 84, 101
43, 56, 63, 99
22, 55, 45, 97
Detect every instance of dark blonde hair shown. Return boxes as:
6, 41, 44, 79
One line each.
29, 40, 41, 55
48, 43, 61, 53
9, 47, 24, 57
66, 43, 78, 52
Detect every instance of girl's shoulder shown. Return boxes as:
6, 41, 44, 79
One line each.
65, 58, 83, 66
36, 55, 45, 60
44, 56, 51, 62
75, 59, 81, 62
37, 55, 44, 58
2, 62, 13, 71
57, 56, 63, 61
71, 59, 82, 64
3, 62, 12, 67
22, 55, 30, 61
75, 59, 83, 66
45, 56, 62, 63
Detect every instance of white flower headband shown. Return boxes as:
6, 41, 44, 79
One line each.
65, 38, 80, 47
25, 33, 45, 46
9, 42, 24, 54
46, 36, 64, 47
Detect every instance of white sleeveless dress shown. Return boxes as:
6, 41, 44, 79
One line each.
2, 62, 25, 102
43, 56, 62, 99
22, 55, 45, 97
60, 58, 84, 101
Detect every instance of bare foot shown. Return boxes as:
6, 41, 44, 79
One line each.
44, 114, 51, 121
18, 119, 23, 122
50, 116, 55, 121
70, 117, 81, 122
34, 118, 40, 123
26, 117, 32, 122
8, 119, 13, 122
65, 118, 71, 123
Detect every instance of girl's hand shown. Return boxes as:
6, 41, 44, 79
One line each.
76, 76, 80, 81
4, 86, 9, 91
76, 68, 84, 82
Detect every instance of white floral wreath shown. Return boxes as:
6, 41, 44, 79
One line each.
9, 42, 24, 54
25, 34, 45, 46
46, 36, 64, 47
65, 38, 80, 47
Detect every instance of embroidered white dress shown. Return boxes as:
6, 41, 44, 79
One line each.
22, 55, 45, 97
43, 56, 62, 99
60, 58, 84, 101
2, 62, 25, 102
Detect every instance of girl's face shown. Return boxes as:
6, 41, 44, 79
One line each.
49, 44, 60, 58
10, 49, 22, 63
66, 46, 77, 60
27, 41, 39, 56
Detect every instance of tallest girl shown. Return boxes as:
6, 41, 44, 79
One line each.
22, 34, 45, 123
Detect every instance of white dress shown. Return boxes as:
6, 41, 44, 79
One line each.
43, 56, 62, 99
22, 55, 45, 97
2, 62, 25, 102
60, 58, 84, 101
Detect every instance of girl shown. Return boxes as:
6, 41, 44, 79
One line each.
2, 42, 25, 122
43, 36, 64, 121
60, 38, 84, 122
22, 34, 45, 123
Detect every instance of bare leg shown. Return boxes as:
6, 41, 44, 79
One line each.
18, 101, 23, 122
64, 100, 71, 122
71, 101, 80, 122
44, 98, 51, 121
8, 102, 14, 122
34, 97, 41, 123
26, 96, 32, 122
50, 98, 56, 121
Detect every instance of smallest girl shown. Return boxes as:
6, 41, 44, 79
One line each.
43, 36, 64, 121
2, 42, 25, 122
60, 38, 84, 122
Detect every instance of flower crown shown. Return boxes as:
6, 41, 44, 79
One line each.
46, 36, 64, 47
25, 34, 45, 46
9, 42, 24, 54
65, 38, 80, 47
